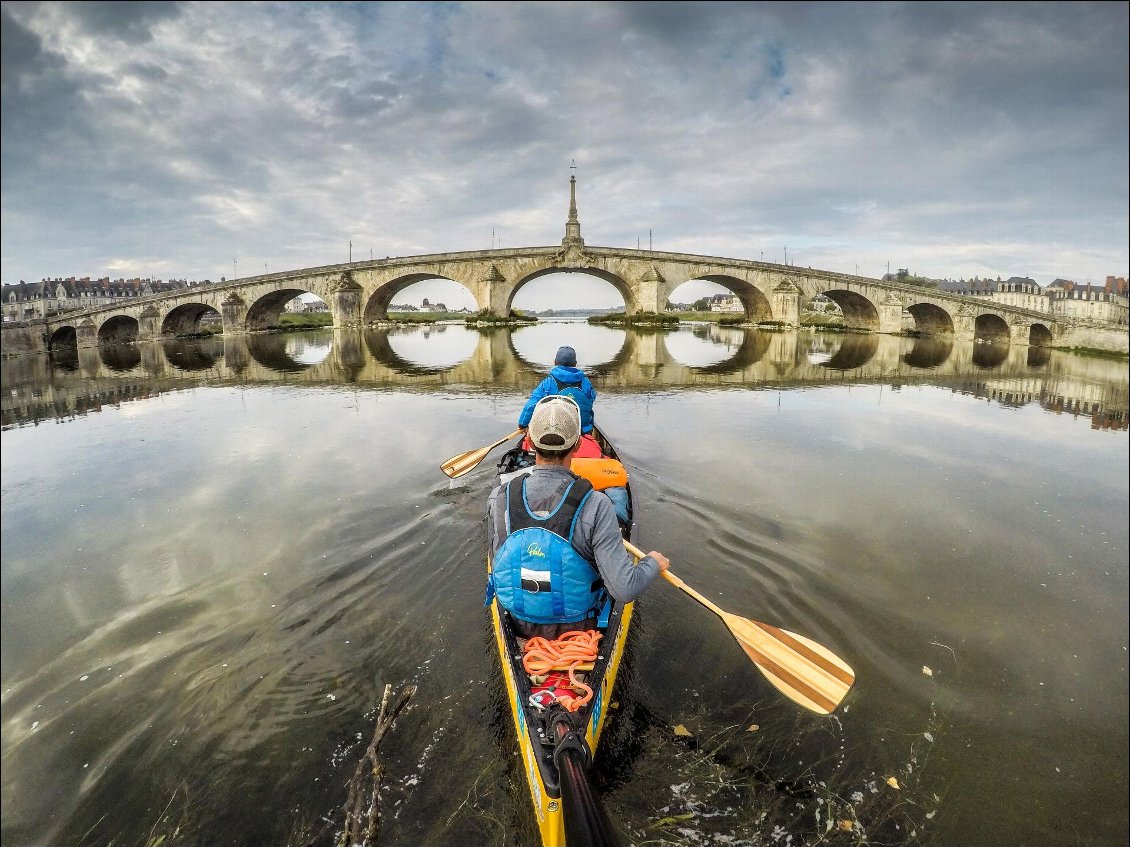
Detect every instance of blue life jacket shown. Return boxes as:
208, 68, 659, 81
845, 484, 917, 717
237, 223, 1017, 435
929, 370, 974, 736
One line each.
552, 375, 595, 432
488, 476, 604, 624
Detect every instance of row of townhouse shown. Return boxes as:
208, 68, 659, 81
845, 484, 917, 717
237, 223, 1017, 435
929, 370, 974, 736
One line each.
933, 275, 1128, 325
2, 277, 209, 322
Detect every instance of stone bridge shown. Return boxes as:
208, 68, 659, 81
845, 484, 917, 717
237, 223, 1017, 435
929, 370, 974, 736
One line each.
6, 327, 1126, 432
35, 177, 1105, 351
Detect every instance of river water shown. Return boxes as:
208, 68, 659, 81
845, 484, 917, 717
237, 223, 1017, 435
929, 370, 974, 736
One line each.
1, 321, 1127, 847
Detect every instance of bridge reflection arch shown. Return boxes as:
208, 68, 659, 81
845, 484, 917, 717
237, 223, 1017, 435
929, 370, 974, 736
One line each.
661, 325, 772, 373
243, 334, 317, 373
162, 337, 224, 372
903, 336, 954, 369
806, 332, 880, 370
99, 343, 141, 372
361, 326, 477, 375
506, 323, 632, 376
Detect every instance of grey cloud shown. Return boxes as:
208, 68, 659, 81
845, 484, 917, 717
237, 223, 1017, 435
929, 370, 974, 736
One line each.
67, 1, 184, 43
1, 1, 1125, 287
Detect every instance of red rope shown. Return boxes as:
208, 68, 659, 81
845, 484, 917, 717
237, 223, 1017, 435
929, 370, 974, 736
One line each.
522, 630, 602, 712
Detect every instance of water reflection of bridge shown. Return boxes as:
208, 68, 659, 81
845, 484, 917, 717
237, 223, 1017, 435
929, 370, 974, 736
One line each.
3, 327, 1126, 431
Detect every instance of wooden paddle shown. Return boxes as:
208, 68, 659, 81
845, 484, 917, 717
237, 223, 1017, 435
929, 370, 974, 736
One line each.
440, 429, 524, 479
623, 540, 855, 715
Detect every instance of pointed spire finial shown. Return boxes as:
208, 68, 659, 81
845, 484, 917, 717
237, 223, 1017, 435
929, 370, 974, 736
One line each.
562, 164, 584, 250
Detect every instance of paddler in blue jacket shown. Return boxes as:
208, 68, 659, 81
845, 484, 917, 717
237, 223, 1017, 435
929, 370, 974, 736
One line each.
517, 346, 602, 458
488, 395, 669, 640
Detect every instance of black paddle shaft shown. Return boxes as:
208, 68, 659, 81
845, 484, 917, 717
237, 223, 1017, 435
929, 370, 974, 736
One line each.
552, 715, 622, 847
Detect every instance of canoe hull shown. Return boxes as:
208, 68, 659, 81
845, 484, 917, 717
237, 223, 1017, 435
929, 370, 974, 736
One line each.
489, 597, 633, 846
490, 426, 634, 846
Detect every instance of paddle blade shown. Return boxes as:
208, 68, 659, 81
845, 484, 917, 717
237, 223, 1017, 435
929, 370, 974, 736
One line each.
439, 429, 524, 479
724, 613, 855, 715
440, 445, 493, 479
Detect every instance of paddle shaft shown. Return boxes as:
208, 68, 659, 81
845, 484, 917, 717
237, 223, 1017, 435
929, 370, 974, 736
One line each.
553, 719, 622, 847
623, 541, 723, 613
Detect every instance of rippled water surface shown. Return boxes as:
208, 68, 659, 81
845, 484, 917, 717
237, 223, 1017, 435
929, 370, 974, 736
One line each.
2, 323, 1127, 847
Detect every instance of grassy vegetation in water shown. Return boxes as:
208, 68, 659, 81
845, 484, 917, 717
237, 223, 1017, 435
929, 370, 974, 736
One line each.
278, 312, 333, 328
598, 696, 949, 847
1049, 345, 1129, 360
589, 311, 680, 326
462, 309, 538, 325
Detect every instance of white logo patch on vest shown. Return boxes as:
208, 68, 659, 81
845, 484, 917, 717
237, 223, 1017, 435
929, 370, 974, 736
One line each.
520, 567, 552, 593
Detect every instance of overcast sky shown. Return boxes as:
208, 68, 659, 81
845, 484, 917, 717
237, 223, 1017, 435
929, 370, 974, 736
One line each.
2, 1, 1127, 309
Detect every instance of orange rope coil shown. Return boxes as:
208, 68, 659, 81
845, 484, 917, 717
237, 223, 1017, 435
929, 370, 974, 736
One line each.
522, 630, 602, 712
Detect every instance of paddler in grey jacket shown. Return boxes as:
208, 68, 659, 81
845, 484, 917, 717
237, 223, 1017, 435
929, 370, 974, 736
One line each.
487, 395, 670, 639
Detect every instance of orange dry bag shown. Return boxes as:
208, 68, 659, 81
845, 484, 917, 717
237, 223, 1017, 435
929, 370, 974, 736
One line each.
569, 457, 628, 491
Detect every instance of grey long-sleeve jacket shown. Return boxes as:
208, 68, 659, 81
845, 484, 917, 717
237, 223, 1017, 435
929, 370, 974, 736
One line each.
487, 465, 661, 605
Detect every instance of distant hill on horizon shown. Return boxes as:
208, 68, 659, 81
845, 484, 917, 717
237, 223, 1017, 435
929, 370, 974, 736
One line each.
529, 306, 622, 317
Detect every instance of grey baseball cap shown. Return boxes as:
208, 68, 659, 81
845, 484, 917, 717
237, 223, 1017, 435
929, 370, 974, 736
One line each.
527, 395, 581, 451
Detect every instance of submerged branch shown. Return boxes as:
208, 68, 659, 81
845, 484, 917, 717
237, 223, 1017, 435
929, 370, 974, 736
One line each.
336, 683, 417, 847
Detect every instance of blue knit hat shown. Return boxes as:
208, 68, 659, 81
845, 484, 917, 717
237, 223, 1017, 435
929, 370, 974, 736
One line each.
554, 346, 577, 366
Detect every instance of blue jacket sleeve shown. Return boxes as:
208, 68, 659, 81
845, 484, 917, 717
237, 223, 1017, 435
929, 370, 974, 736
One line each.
517, 376, 556, 427
583, 376, 597, 405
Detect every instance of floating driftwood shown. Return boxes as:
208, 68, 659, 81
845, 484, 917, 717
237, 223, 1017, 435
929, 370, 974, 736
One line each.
336, 683, 417, 847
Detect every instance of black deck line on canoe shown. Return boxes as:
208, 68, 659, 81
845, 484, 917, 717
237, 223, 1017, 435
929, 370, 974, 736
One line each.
499, 602, 628, 798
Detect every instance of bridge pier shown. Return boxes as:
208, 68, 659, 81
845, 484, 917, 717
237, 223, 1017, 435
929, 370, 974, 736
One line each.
878, 293, 905, 334
138, 306, 161, 342
332, 272, 363, 327
771, 280, 800, 326
633, 272, 663, 314
222, 292, 248, 335
77, 318, 98, 349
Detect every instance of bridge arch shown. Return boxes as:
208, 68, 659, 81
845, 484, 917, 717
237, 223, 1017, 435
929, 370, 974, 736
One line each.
98, 314, 140, 345
905, 302, 955, 336
245, 288, 310, 331
48, 324, 79, 350
974, 313, 1011, 343
508, 267, 633, 316
1028, 323, 1053, 347
162, 302, 222, 337
822, 289, 881, 331
681, 275, 773, 321
364, 273, 473, 322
